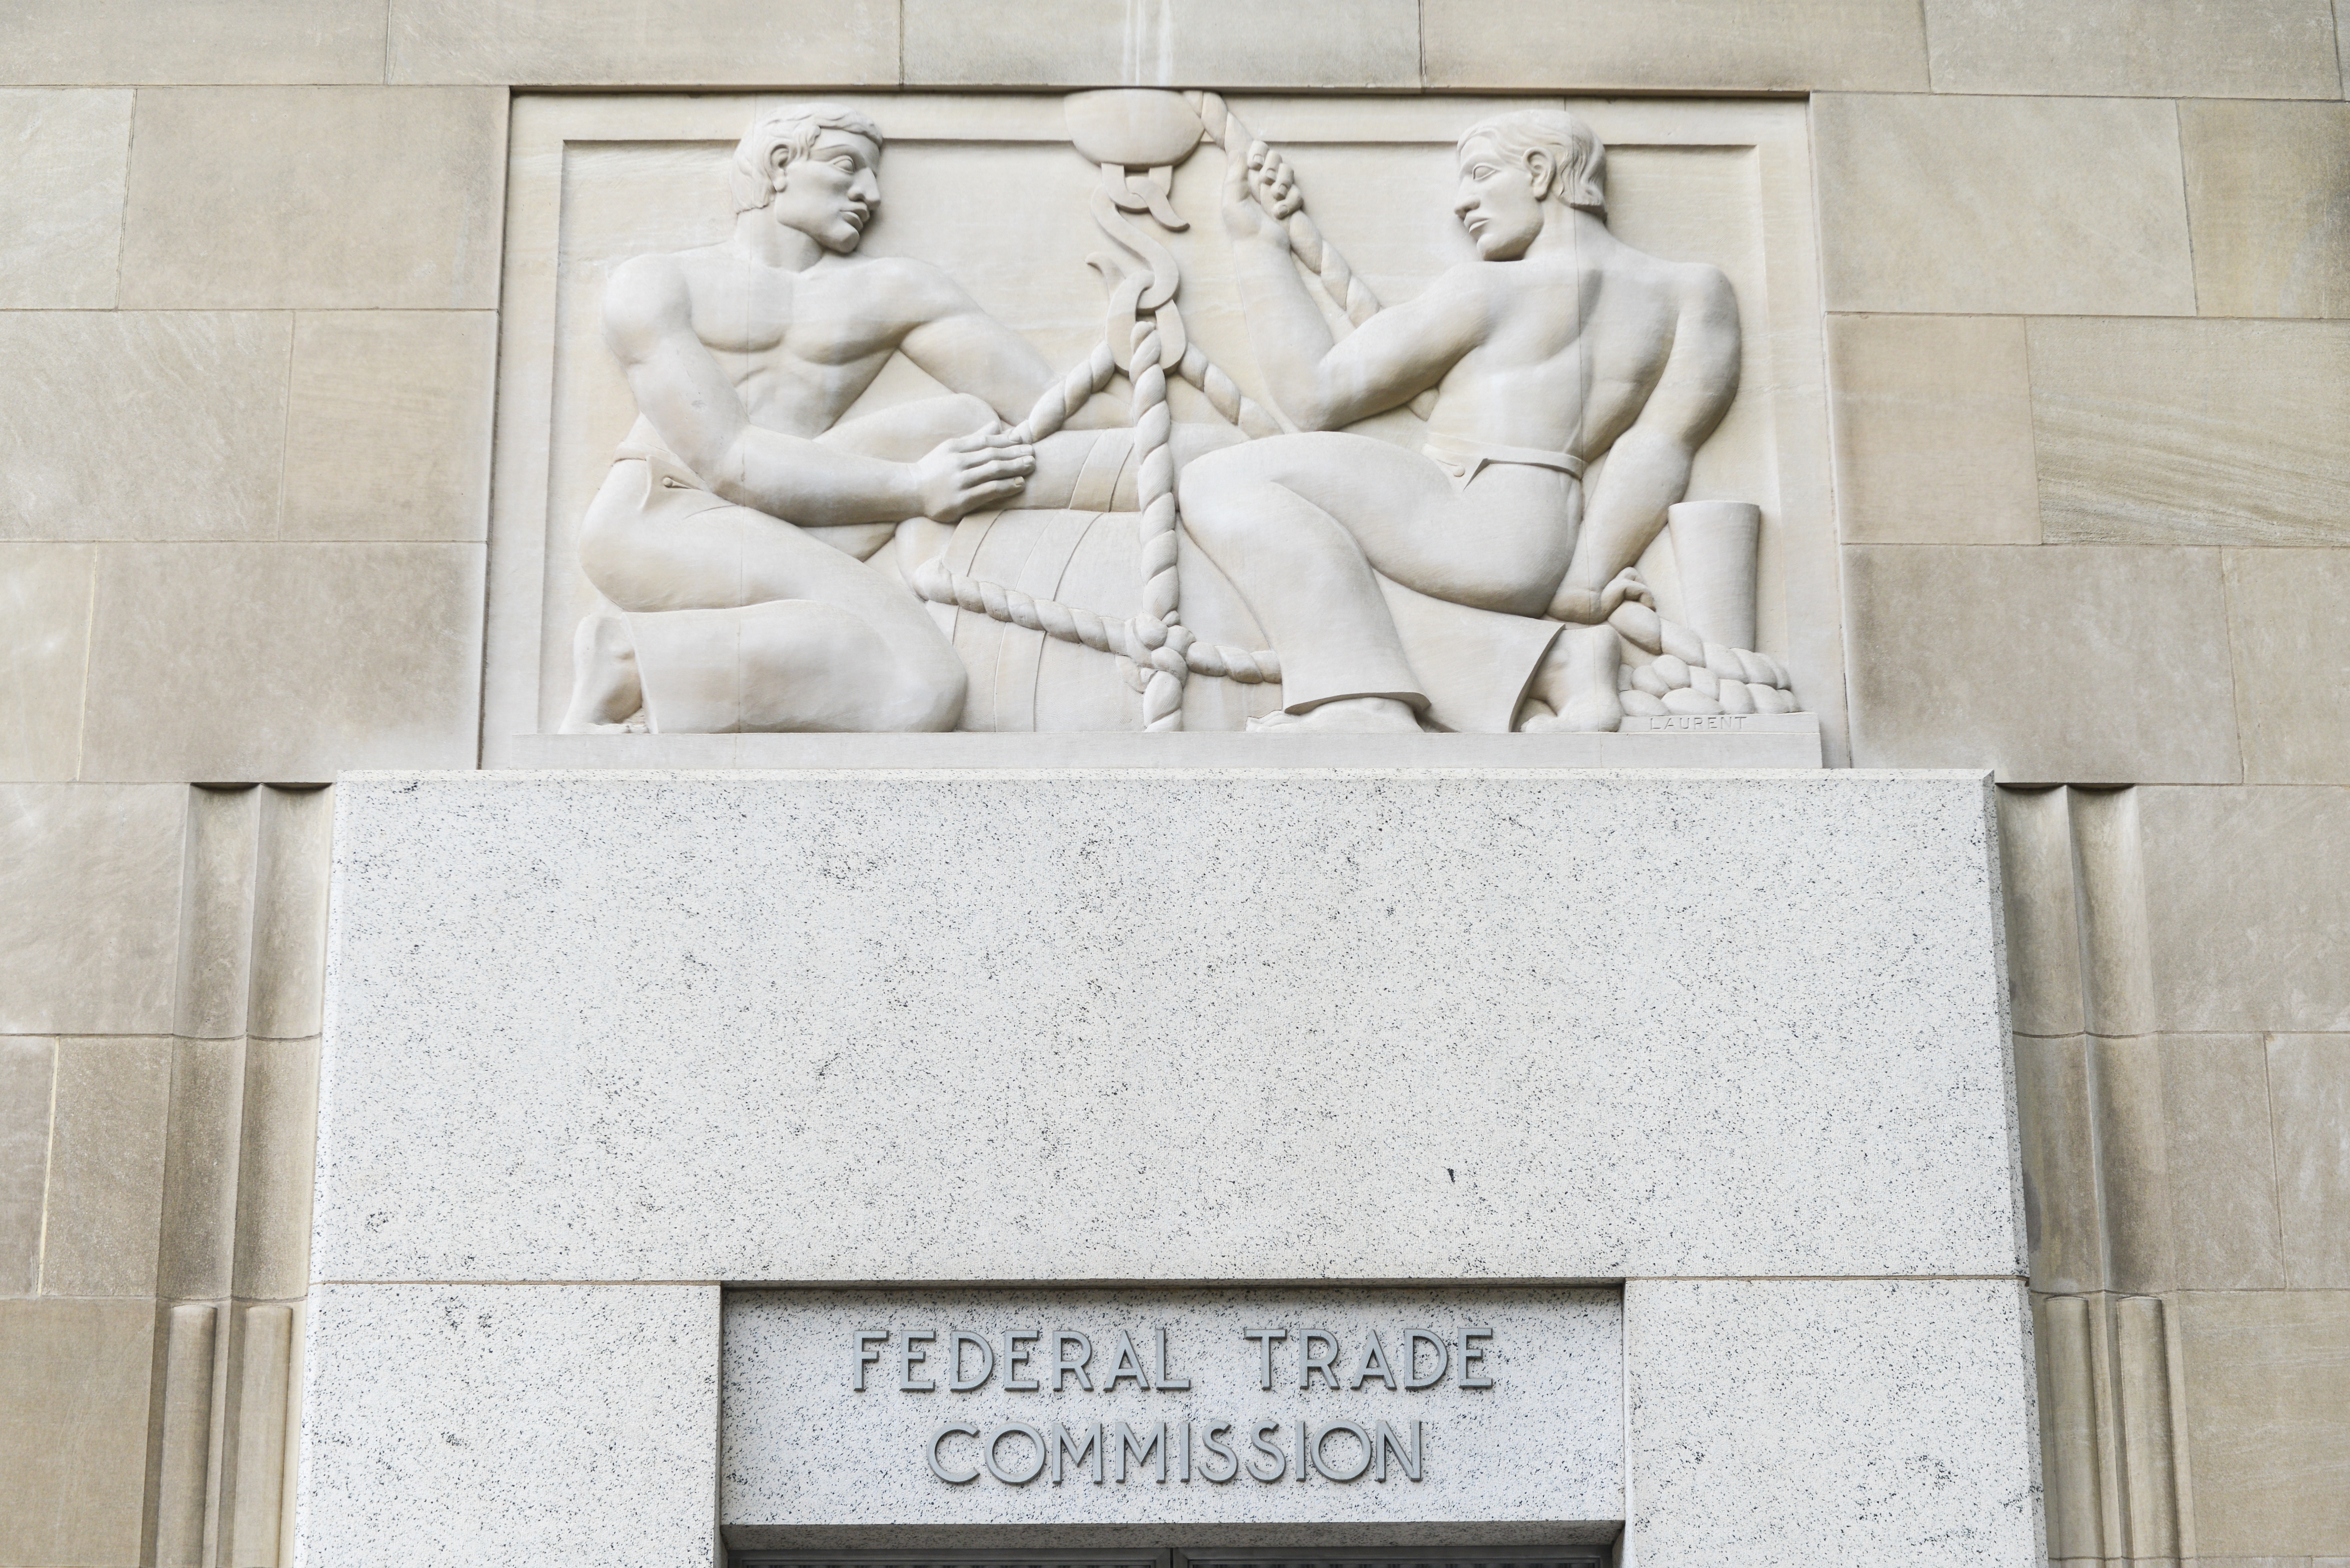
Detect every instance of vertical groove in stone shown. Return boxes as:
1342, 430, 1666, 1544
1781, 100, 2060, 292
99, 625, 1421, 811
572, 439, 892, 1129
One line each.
2041, 1293, 2104, 1560
154, 1302, 219, 1568
2114, 1294, 2180, 1561
174, 786, 260, 1042
247, 786, 334, 1043
1995, 785, 2087, 1037
227, 1305, 292, 1568
2066, 787, 2155, 1040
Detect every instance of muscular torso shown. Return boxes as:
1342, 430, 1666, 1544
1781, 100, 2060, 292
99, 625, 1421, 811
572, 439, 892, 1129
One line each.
618, 243, 934, 444
1422, 238, 1705, 461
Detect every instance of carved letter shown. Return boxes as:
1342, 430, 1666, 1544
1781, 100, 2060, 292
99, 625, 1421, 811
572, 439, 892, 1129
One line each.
1352, 1329, 1397, 1390
902, 1329, 936, 1392
1004, 1330, 1040, 1392
1242, 1327, 1285, 1390
1402, 1328, 1447, 1390
928, 1424, 980, 1483
1112, 1420, 1165, 1483
1458, 1327, 1493, 1389
854, 1329, 888, 1391
1299, 1327, 1341, 1389
1246, 1419, 1287, 1483
1103, 1329, 1152, 1390
1154, 1326, 1190, 1390
1054, 1330, 1094, 1391
1375, 1420, 1423, 1482
1053, 1421, 1102, 1484
950, 1330, 995, 1392
1199, 1421, 1240, 1484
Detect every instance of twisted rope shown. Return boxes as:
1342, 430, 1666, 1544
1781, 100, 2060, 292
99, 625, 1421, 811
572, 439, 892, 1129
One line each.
1126, 313, 1187, 729
908, 557, 1279, 684
1192, 90, 1440, 423
1009, 337, 1118, 445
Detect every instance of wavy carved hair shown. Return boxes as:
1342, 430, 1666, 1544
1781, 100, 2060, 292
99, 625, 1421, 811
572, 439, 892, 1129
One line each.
1456, 109, 1606, 218
729, 102, 887, 214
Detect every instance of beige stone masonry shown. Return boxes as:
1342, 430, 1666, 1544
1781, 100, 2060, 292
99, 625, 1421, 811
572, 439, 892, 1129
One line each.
0, 1298, 157, 1567
0, 0, 386, 86
0, 1038, 51, 1297
2226, 548, 2350, 785
1423, 0, 1930, 91
118, 87, 506, 309
1811, 94, 2195, 316
0, 784, 186, 1034
0, 543, 94, 782
38, 1038, 173, 1299
1924, 0, 2344, 99
2182, 99, 2350, 322
0, 311, 291, 542
1842, 545, 2240, 783
282, 311, 498, 543
902, 0, 1423, 88
1826, 314, 2038, 546
2177, 1289, 2350, 1556
2268, 1036, 2350, 1289
78, 544, 484, 783
0, 90, 133, 309
2031, 318, 2350, 548
2138, 785, 2350, 1033
389, 0, 901, 86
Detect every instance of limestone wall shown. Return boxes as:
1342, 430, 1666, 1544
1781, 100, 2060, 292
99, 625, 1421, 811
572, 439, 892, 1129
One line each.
1, 2, 2345, 1564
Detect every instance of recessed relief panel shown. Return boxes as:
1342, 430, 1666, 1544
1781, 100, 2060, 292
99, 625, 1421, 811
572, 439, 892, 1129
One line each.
485, 94, 1842, 762
721, 1289, 1622, 1540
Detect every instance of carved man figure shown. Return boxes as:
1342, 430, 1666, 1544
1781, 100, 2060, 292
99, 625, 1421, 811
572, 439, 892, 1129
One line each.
1178, 110, 1741, 732
561, 103, 1054, 733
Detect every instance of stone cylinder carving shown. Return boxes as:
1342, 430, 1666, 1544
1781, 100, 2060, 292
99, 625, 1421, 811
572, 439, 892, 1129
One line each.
1667, 500, 1761, 656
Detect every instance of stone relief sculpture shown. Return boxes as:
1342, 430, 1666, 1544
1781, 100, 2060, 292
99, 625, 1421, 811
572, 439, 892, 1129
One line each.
560, 92, 1798, 735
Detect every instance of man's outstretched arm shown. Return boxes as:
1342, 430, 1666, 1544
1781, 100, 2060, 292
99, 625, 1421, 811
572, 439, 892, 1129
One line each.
1548, 266, 1741, 623
605, 254, 1029, 526
1222, 145, 1482, 431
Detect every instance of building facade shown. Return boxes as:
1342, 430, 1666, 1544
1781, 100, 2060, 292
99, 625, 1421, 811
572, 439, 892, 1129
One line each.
3, 2, 2348, 1565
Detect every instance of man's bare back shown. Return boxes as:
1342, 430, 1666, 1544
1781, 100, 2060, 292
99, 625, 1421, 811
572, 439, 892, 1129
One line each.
1175, 108, 1740, 733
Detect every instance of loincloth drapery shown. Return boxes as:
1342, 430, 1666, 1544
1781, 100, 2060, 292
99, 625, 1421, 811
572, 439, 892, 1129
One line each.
1421, 430, 1587, 495
606, 438, 900, 563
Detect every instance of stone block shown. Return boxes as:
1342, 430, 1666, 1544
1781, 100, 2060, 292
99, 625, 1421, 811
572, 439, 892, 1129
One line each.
283, 312, 496, 543
0, 1039, 51, 1298
295, 1283, 719, 1568
1841, 545, 2240, 784
1826, 314, 2037, 545
0, 0, 385, 86
2013, 1034, 2102, 1295
1422, 0, 1929, 90
0, 1298, 157, 1568
2092, 1032, 2178, 1295
78, 543, 484, 783
1924, 0, 2342, 97
234, 1036, 320, 1302
2031, 318, 2350, 547
0, 90, 131, 309
119, 88, 505, 310
903, 0, 1421, 88
2226, 548, 2350, 784
0, 312, 290, 543
1624, 1278, 2041, 1565
40, 1037, 172, 1299
2182, 100, 2350, 321
2269, 1035, 2350, 1289
2138, 786, 2350, 1034
156, 1036, 245, 1302
314, 771, 2021, 1284
722, 1287, 1620, 1534
1811, 94, 2194, 316
0, 784, 185, 1035
2177, 1289, 2350, 1556
0, 544, 94, 780
390, 0, 899, 85
2161, 1035, 2288, 1292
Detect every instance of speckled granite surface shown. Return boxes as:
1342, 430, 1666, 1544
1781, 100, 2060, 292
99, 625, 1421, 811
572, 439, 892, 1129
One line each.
312, 768, 2021, 1284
